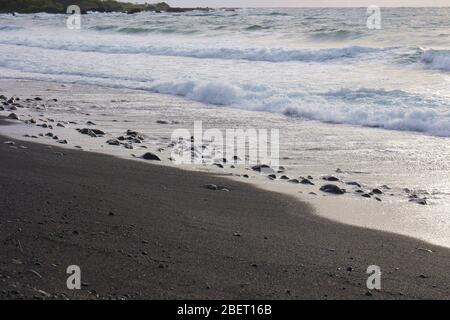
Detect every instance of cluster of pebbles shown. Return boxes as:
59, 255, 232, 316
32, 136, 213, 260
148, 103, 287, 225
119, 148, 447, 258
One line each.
0, 94, 430, 205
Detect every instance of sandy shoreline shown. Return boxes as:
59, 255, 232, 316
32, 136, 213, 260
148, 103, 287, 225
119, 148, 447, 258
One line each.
1, 78, 449, 249
0, 126, 449, 299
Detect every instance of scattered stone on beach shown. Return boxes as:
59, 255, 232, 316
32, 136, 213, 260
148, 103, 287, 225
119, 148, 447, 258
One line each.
57, 123, 66, 128
322, 175, 339, 182
0, 106, 4, 111
77, 128, 105, 137
268, 174, 277, 180
416, 247, 433, 254
86, 121, 96, 125
7, 113, 19, 120
213, 163, 224, 168
251, 164, 275, 174
126, 129, 139, 137
375, 197, 382, 202
242, 174, 249, 178
106, 139, 120, 146
141, 152, 161, 161
372, 188, 383, 195
320, 184, 345, 195
410, 198, 428, 205
346, 181, 361, 188
204, 184, 219, 190
58, 139, 68, 144
362, 193, 371, 198
203, 184, 230, 192
280, 175, 290, 180
34, 97, 42, 101
300, 178, 314, 185
45, 132, 54, 137
156, 120, 169, 124
288, 179, 300, 184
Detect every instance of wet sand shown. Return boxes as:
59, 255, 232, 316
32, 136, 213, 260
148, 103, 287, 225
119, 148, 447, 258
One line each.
0, 120, 449, 299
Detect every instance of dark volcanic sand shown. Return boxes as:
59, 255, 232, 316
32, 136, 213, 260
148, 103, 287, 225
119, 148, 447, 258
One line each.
0, 125, 449, 299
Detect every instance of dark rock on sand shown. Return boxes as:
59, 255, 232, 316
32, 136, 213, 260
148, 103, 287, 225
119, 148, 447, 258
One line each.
203, 184, 229, 192
58, 140, 68, 144
372, 188, 383, 195
78, 128, 105, 137
320, 184, 345, 195
141, 152, 161, 161
7, 113, 19, 120
251, 164, 274, 174
288, 179, 300, 184
267, 174, 277, 180
322, 175, 339, 182
156, 120, 169, 124
346, 181, 361, 188
106, 139, 120, 146
280, 175, 290, 180
362, 193, 372, 198
300, 178, 314, 185
57, 123, 66, 128
410, 198, 428, 205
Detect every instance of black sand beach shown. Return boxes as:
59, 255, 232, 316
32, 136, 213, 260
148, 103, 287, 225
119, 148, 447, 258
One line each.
0, 119, 449, 299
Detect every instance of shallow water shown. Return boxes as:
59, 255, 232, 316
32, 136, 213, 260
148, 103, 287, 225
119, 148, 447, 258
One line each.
0, 8, 450, 136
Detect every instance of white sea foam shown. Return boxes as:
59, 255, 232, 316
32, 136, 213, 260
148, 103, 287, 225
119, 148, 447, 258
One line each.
0, 9, 449, 137
0, 35, 390, 63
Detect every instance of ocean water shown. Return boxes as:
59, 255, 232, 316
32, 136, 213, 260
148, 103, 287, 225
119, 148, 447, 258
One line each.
0, 8, 450, 136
